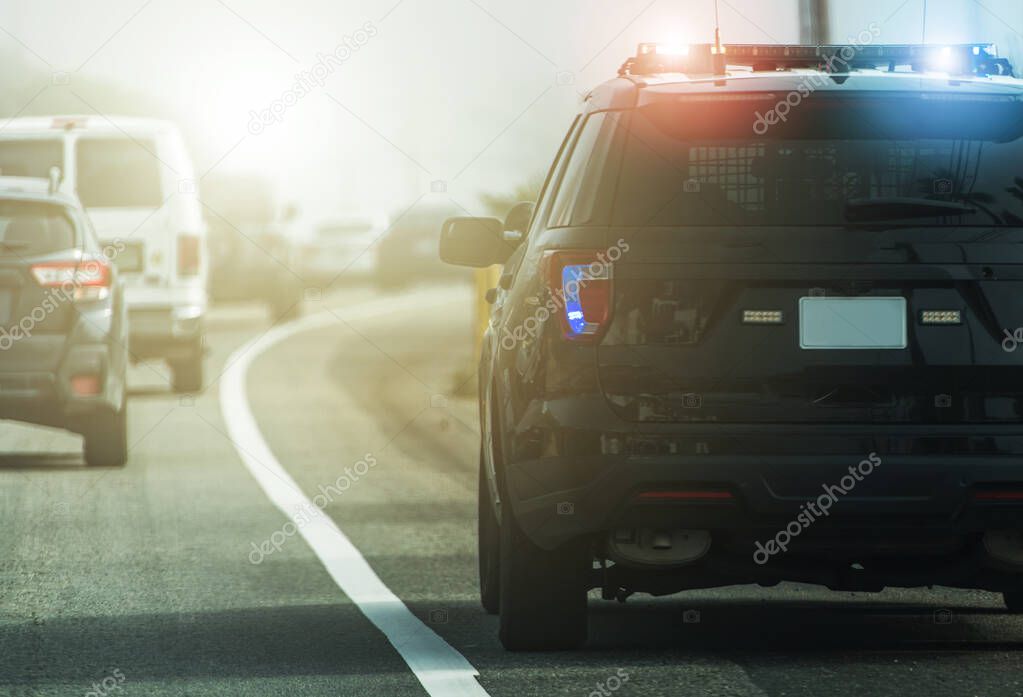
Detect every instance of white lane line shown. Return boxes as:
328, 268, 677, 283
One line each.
220, 290, 491, 697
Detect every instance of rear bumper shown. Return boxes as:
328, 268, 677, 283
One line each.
509, 451, 1023, 544
300, 251, 374, 282
506, 442, 1023, 592
128, 305, 204, 359
0, 342, 121, 429
504, 394, 1023, 544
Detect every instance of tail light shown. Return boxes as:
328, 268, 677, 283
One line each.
544, 251, 614, 343
30, 260, 111, 302
177, 235, 201, 276
70, 374, 102, 396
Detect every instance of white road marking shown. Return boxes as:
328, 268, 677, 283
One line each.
220, 289, 491, 697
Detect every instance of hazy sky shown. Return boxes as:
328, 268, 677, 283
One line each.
0, 0, 800, 222
2, 0, 1017, 225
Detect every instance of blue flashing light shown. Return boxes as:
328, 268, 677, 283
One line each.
562, 264, 589, 335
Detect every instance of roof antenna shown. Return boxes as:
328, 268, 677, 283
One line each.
713, 0, 726, 74
921, 0, 928, 43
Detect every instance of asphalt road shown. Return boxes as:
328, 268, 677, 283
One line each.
1, 283, 1023, 697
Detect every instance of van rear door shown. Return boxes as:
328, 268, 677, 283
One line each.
73, 137, 171, 284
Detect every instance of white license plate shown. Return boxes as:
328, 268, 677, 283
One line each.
799, 297, 907, 349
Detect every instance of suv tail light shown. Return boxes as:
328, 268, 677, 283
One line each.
30, 260, 111, 302
70, 374, 102, 396
177, 235, 201, 276
544, 250, 614, 343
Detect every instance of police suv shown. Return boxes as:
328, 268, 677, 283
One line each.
441, 42, 1023, 650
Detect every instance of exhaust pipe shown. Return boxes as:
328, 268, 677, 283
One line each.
608, 529, 711, 568
983, 530, 1023, 569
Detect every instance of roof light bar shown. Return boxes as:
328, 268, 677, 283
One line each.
50, 117, 88, 130
620, 42, 1014, 78
649, 43, 689, 56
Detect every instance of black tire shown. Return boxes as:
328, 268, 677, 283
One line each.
83, 403, 128, 467
497, 498, 589, 651
1005, 591, 1023, 613
478, 448, 500, 615
171, 344, 204, 393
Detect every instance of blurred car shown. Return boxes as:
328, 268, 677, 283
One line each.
442, 41, 1023, 650
0, 176, 128, 466
297, 214, 388, 286
375, 201, 471, 289
0, 115, 207, 393
204, 175, 303, 320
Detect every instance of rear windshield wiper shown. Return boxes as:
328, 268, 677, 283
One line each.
845, 197, 977, 223
0, 241, 30, 251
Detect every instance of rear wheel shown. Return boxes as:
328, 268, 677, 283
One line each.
497, 499, 589, 651
83, 403, 128, 467
170, 342, 204, 393
1005, 591, 1023, 613
478, 448, 500, 615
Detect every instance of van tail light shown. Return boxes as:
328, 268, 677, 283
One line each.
544, 250, 614, 343
177, 235, 201, 276
30, 260, 111, 302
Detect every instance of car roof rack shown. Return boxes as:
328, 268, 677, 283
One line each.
619, 43, 1015, 79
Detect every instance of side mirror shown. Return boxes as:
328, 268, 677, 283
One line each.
439, 217, 511, 267
503, 201, 535, 242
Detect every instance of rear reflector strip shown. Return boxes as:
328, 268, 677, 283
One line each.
636, 490, 734, 502
920, 310, 962, 325
742, 309, 784, 324
973, 490, 1023, 501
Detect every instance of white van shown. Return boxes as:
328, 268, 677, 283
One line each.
0, 116, 207, 392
